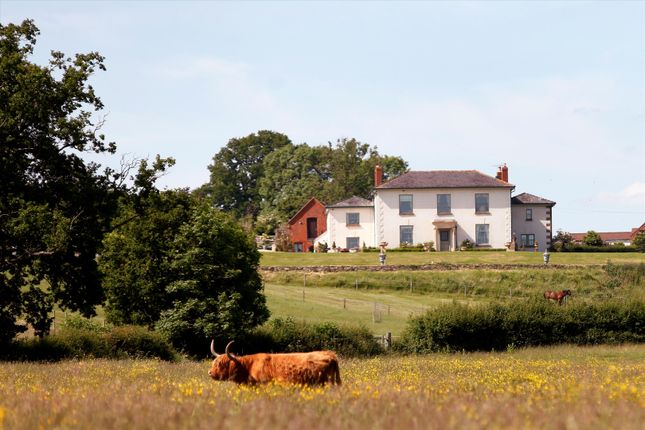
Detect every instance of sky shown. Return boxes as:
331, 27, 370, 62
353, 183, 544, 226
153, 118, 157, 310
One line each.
1, 1, 644, 234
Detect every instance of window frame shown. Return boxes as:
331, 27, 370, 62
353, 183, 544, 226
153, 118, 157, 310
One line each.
346, 237, 360, 250
525, 208, 533, 221
437, 193, 451, 215
475, 224, 490, 246
399, 194, 414, 215
399, 225, 414, 246
346, 212, 360, 226
520, 234, 535, 248
475, 193, 490, 214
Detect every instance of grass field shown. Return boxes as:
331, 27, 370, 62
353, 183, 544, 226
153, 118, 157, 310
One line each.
1, 344, 642, 430
264, 283, 473, 337
260, 250, 645, 266
262, 264, 644, 337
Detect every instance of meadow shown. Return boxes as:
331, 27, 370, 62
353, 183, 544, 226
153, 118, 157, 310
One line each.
1, 344, 643, 430
262, 263, 644, 337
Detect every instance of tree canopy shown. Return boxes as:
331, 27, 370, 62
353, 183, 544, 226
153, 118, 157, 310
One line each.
0, 20, 121, 342
0, 20, 172, 344
198, 131, 292, 219
155, 201, 270, 355
205, 136, 408, 234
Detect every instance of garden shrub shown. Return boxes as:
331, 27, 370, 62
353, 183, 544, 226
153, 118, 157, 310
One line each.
396, 299, 645, 353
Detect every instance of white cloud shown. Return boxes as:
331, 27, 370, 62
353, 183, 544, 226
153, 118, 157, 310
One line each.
595, 182, 645, 207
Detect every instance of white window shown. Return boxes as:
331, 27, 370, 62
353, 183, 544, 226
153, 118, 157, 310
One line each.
476, 224, 489, 245
526, 208, 533, 221
400, 225, 414, 245
475, 193, 489, 213
346, 237, 360, 249
437, 194, 451, 214
399, 194, 413, 214
346, 212, 360, 226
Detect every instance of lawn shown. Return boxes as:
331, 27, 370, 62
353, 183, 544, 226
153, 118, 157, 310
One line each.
264, 282, 475, 337
260, 250, 645, 266
1, 344, 642, 430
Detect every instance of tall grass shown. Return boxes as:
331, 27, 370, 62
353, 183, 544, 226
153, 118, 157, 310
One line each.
0, 345, 642, 430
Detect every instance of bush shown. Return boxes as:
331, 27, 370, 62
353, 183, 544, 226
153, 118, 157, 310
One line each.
0, 325, 177, 361
226, 318, 383, 358
396, 299, 645, 353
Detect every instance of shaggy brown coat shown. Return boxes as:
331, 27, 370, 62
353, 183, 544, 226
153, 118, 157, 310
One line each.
208, 341, 341, 386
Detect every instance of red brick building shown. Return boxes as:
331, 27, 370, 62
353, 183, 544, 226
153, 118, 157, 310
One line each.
287, 198, 327, 252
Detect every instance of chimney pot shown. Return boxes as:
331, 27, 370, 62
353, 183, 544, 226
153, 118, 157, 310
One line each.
374, 165, 383, 187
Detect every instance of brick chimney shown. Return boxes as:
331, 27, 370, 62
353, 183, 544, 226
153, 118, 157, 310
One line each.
496, 164, 509, 182
374, 165, 383, 187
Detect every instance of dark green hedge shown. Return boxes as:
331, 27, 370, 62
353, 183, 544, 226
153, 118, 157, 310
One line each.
1, 325, 177, 361
226, 318, 383, 358
396, 299, 645, 353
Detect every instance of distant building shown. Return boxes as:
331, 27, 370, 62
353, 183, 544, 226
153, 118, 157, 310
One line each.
571, 223, 645, 246
287, 197, 326, 252
291, 164, 556, 252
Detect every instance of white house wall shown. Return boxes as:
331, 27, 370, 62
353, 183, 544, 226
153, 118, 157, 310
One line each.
374, 188, 512, 249
511, 205, 552, 252
326, 207, 375, 249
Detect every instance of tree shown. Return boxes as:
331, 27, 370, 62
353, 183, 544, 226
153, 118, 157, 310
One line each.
633, 232, 645, 252
258, 143, 330, 230
0, 20, 120, 343
583, 231, 604, 247
0, 20, 172, 344
155, 202, 270, 356
198, 131, 292, 218
99, 189, 194, 327
552, 230, 573, 251
257, 139, 408, 229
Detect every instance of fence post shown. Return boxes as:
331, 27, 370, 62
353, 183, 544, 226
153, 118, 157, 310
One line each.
343, 298, 346, 309
385, 332, 392, 350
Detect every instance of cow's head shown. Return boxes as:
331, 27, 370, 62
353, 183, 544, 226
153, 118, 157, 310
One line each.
208, 340, 247, 383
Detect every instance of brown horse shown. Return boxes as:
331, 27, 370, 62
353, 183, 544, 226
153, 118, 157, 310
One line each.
544, 290, 571, 305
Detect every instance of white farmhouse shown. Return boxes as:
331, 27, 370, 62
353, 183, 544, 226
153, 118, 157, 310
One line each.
312, 165, 556, 252
374, 168, 514, 251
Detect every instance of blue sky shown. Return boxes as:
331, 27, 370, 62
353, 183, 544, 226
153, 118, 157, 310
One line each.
2, 1, 644, 233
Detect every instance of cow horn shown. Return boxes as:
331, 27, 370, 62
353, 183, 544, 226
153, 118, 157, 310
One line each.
225, 340, 239, 361
210, 339, 220, 357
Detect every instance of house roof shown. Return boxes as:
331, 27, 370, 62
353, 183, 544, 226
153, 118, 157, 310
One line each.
375, 170, 514, 189
571, 232, 632, 242
630, 222, 645, 240
288, 197, 325, 225
327, 195, 373, 208
511, 192, 556, 206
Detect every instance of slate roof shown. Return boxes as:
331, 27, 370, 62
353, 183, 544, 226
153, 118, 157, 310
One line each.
511, 192, 556, 206
327, 195, 373, 208
375, 170, 514, 189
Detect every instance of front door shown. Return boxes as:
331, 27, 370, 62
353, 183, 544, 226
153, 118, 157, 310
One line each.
439, 229, 450, 251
